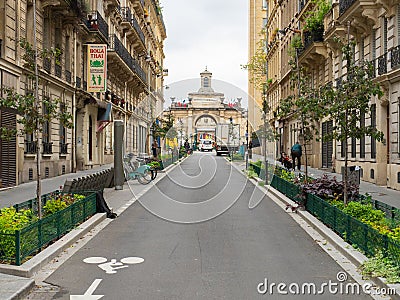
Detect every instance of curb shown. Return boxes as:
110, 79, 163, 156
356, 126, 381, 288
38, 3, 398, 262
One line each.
0, 273, 35, 300
231, 161, 400, 299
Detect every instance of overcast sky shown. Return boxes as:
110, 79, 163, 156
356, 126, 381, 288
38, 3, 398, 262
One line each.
162, 0, 249, 107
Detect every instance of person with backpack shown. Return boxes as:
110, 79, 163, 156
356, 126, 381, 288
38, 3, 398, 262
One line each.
291, 142, 302, 171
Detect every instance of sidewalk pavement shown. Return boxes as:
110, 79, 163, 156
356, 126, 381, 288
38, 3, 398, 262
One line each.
0, 163, 174, 300
0, 164, 113, 209
249, 153, 400, 209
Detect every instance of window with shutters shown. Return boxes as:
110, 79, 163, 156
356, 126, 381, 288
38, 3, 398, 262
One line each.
371, 104, 377, 159
359, 38, 364, 63
341, 140, 345, 158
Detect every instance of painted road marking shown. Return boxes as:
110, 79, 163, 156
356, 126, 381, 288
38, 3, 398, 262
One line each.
70, 278, 103, 299
83, 256, 144, 274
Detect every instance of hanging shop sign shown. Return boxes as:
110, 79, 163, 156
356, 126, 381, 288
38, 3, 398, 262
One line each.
87, 44, 107, 92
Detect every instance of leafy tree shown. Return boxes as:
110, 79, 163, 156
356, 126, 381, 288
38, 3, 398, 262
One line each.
0, 39, 73, 218
241, 29, 268, 91
278, 51, 325, 180
322, 38, 384, 204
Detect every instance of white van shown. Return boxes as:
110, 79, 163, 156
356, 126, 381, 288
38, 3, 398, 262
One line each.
199, 139, 213, 152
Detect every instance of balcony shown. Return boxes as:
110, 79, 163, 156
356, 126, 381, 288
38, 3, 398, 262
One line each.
297, 28, 327, 65
391, 45, 400, 70
339, 0, 356, 15
377, 53, 387, 76
108, 34, 147, 85
338, 0, 379, 29
84, 11, 109, 41
25, 141, 37, 154
42, 142, 53, 154
60, 142, 68, 154
120, 7, 146, 47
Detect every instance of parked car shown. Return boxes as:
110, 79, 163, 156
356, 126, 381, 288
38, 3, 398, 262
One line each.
199, 139, 213, 152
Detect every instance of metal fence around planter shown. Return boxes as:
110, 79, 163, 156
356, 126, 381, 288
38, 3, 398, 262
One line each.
306, 193, 400, 265
268, 174, 400, 265
0, 192, 97, 265
270, 175, 304, 205
160, 151, 179, 169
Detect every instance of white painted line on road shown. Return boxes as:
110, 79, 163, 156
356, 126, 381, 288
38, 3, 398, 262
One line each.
70, 278, 103, 299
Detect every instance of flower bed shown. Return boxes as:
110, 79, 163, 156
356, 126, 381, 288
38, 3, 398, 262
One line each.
0, 192, 96, 265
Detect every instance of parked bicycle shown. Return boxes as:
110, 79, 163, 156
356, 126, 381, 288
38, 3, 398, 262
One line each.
123, 154, 156, 184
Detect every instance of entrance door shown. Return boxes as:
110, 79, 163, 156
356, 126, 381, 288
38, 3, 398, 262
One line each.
0, 109, 17, 188
89, 116, 93, 161
322, 120, 333, 168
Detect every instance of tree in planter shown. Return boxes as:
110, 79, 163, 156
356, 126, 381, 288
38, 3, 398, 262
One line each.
278, 47, 325, 180
0, 39, 73, 218
322, 38, 384, 205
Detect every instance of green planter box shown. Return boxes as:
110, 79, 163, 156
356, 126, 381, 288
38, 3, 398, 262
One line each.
0, 192, 97, 266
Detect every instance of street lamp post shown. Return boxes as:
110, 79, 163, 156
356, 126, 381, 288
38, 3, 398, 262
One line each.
262, 85, 269, 184
245, 110, 249, 169
229, 116, 233, 160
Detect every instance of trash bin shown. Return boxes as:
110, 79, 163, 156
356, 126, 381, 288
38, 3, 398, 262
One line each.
341, 166, 361, 186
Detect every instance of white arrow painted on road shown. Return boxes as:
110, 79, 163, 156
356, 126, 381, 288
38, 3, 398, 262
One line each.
70, 279, 104, 300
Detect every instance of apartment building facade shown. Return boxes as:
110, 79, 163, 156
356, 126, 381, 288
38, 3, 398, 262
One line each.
0, 0, 166, 187
252, 0, 400, 190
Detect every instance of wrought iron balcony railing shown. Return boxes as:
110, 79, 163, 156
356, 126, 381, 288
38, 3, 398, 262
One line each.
25, 141, 37, 154
108, 34, 147, 84
339, 0, 356, 15
303, 28, 324, 51
131, 13, 146, 45
42, 142, 53, 154
391, 45, 400, 70
60, 142, 68, 154
377, 53, 387, 75
85, 11, 109, 39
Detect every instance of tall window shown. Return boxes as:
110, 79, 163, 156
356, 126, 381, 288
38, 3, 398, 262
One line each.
42, 96, 50, 144
351, 137, 356, 158
360, 111, 365, 158
59, 103, 66, 145
262, 0, 268, 10
203, 77, 209, 88
384, 17, 388, 53
371, 104, 377, 159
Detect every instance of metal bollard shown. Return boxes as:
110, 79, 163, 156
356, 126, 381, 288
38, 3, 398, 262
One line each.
114, 120, 125, 190
265, 160, 269, 185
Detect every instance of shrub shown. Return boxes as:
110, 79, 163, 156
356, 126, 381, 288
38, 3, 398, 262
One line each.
360, 250, 400, 283
299, 174, 359, 202
0, 207, 36, 260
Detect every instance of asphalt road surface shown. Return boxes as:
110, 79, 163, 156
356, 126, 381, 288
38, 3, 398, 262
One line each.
25, 152, 372, 299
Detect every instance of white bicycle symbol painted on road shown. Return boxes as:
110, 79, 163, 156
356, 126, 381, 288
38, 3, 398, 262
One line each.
83, 256, 144, 274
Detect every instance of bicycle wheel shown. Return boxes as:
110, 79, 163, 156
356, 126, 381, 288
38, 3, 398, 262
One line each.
137, 169, 153, 184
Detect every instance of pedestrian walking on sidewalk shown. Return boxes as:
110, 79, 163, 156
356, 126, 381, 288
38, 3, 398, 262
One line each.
291, 142, 302, 171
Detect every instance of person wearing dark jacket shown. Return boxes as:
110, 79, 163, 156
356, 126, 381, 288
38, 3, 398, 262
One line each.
291, 142, 302, 170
